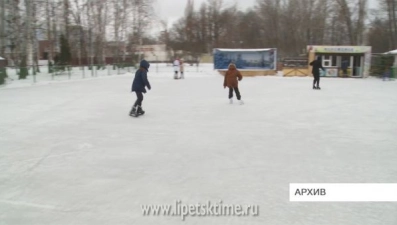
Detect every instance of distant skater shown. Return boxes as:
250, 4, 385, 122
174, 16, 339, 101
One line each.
224, 63, 244, 105
180, 58, 185, 79
383, 66, 392, 81
173, 57, 180, 79
130, 59, 151, 117
341, 59, 349, 77
310, 56, 325, 90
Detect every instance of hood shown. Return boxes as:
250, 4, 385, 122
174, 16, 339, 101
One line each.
140, 60, 150, 71
228, 63, 236, 70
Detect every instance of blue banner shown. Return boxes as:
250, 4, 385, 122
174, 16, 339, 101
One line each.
213, 49, 277, 70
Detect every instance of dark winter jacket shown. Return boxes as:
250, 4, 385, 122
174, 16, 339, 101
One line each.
132, 60, 151, 93
310, 57, 325, 75
224, 63, 243, 88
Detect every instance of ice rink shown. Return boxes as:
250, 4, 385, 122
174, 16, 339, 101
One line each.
1, 65, 397, 225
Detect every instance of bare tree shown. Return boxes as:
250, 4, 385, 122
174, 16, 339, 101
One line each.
0, 0, 5, 57
383, 0, 397, 48
46, 0, 53, 65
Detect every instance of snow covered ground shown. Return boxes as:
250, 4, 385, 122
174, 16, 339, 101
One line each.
2, 63, 206, 89
1, 64, 397, 225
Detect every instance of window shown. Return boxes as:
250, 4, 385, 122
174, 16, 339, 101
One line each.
321, 55, 336, 67
332, 56, 337, 66
323, 55, 332, 67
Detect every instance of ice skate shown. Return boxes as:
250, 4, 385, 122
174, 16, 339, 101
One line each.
229, 98, 233, 104
239, 100, 244, 105
137, 106, 145, 115
129, 106, 137, 116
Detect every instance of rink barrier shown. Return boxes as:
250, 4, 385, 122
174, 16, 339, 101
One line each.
2, 64, 136, 85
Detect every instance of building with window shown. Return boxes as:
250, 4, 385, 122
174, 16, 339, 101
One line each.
134, 44, 169, 62
307, 45, 372, 78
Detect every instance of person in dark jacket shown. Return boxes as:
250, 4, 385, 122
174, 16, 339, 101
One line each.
309, 56, 325, 90
341, 59, 349, 77
130, 60, 151, 116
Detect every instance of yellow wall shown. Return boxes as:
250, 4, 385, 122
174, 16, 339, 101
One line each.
283, 68, 310, 77
308, 52, 315, 76
282, 53, 314, 77
338, 68, 352, 77
200, 54, 213, 63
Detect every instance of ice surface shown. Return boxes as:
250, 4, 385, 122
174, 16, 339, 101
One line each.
1, 64, 397, 225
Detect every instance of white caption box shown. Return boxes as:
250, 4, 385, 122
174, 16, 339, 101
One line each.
290, 183, 397, 202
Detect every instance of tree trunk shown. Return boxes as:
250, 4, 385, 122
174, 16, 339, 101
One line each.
20, 0, 30, 79
386, 0, 396, 48
0, 0, 5, 57
32, 1, 40, 73
392, 0, 397, 48
88, 1, 94, 68
46, 0, 53, 64
64, 0, 70, 39
336, 0, 355, 45
52, 1, 57, 63
356, 0, 367, 45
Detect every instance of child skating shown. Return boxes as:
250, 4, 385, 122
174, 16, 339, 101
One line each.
224, 63, 244, 105
130, 59, 151, 117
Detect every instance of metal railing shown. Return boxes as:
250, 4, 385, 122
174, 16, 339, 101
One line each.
2, 63, 135, 85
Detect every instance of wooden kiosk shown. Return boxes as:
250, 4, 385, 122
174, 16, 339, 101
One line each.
213, 48, 277, 77
307, 45, 372, 78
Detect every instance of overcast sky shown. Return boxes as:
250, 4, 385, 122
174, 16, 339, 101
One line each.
153, 0, 379, 29
153, 0, 256, 27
